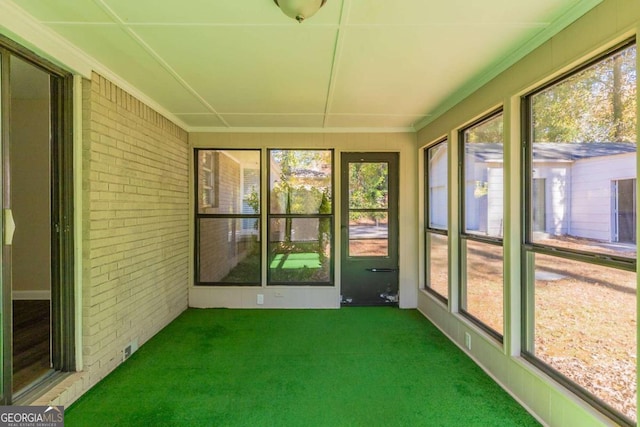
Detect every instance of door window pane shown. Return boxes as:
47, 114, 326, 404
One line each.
10, 55, 55, 393
349, 212, 388, 257
348, 162, 388, 209
348, 161, 389, 258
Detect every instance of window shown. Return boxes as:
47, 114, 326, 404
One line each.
348, 162, 390, 257
522, 41, 637, 425
268, 149, 333, 285
199, 151, 218, 208
425, 139, 449, 301
195, 149, 261, 285
460, 111, 504, 338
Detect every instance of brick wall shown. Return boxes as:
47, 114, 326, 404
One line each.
198, 152, 242, 282
37, 72, 190, 407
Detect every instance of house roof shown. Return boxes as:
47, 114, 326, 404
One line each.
466, 142, 636, 162
532, 142, 637, 160
291, 168, 329, 179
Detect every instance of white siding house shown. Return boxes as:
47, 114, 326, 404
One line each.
437, 143, 637, 243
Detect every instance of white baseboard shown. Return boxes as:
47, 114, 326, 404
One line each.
12, 290, 51, 300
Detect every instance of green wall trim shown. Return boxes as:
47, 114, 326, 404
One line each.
414, 0, 603, 131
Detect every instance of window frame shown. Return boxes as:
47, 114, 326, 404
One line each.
199, 151, 218, 209
424, 138, 449, 303
266, 148, 335, 286
520, 39, 637, 427
458, 109, 505, 342
194, 148, 262, 286
0, 35, 76, 402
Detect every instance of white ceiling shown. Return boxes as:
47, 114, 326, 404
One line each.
5, 0, 599, 132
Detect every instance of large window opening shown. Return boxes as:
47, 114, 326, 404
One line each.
460, 111, 504, 338
523, 41, 637, 425
425, 139, 449, 301
195, 149, 261, 285
268, 149, 333, 285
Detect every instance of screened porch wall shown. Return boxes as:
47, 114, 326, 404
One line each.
416, 0, 640, 425
189, 132, 418, 309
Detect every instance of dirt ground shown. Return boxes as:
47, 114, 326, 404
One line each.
427, 235, 637, 422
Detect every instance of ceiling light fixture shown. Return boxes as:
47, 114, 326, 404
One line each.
273, 0, 327, 23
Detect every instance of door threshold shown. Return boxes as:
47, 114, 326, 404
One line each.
12, 371, 70, 405
340, 303, 399, 308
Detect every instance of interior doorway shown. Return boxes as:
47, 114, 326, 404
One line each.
532, 178, 546, 232
614, 178, 636, 243
0, 39, 75, 404
340, 152, 399, 306
9, 56, 53, 394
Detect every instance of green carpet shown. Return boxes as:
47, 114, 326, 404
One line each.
65, 308, 540, 426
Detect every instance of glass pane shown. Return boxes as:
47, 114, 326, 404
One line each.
198, 218, 261, 283
348, 162, 388, 209
530, 253, 636, 422
428, 142, 448, 229
463, 239, 503, 335
427, 233, 448, 299
10, 56, 54, 392
463, 114, 504, 238
270, 150, 332, 214
269, 218, 331, 283
349, 212, 388, 257
198, 150, 260, 215
530, 45, 637, 258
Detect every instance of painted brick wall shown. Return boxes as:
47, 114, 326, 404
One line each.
37, 72, 190, 407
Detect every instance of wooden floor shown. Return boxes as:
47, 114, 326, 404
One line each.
12, 300, 51, 393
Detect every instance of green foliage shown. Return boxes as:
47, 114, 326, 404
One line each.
465, 115, 504, 143
271, 150, 332, 243
348, 162, 388, 223
349, 162, 388, 208
271, 150, 332, 215
532, 45, 636, 143
244, 186, 260, 214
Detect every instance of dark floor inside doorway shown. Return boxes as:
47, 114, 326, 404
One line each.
12, 299, 51, 393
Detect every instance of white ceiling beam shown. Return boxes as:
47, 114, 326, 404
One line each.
322, 0, 350, 128
93, 0, 230, 128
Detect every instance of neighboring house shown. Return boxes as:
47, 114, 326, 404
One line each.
457, 142, 637, 243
